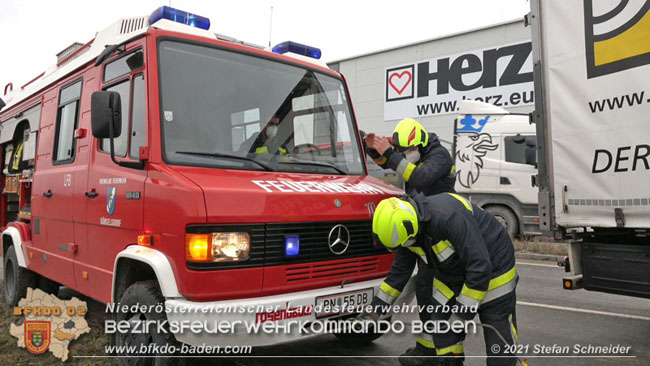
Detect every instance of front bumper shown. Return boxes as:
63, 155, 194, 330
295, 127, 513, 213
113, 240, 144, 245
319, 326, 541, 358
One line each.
166, 275, 416, 347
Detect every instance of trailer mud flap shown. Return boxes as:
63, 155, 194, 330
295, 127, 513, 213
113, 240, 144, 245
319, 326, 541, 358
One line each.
582, 242, 650, 299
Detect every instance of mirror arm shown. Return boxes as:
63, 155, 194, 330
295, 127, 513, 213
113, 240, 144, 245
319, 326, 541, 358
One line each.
107, 110, 145, 170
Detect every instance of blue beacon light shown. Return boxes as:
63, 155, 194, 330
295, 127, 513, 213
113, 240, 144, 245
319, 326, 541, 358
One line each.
272, 41, 322, 59
149, 6, 211, 30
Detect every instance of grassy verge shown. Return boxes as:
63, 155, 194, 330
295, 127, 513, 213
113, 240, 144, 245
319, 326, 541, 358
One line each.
514, 236, 568, 257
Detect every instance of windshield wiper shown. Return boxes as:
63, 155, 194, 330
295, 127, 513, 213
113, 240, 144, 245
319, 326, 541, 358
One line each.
280, 158, 347, 175
175, 151, 275, 171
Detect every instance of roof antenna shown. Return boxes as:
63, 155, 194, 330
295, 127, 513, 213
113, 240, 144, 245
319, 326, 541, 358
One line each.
268, 6, 273, 47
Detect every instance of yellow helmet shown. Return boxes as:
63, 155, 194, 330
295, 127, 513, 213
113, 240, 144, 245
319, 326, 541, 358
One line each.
392, 118, 428, 152
372, 197, 419, 250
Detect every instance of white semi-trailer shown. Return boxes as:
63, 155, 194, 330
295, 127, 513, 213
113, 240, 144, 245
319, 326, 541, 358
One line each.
530, 0, 650, 298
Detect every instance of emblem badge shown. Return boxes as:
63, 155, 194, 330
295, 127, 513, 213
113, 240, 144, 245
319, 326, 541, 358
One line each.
328, 224, 350, 255
25, 321, 51, 354
106, 187, 116, 215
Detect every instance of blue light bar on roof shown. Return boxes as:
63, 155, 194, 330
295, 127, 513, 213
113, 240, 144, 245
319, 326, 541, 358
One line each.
272, 41, 322, 59
149, 6, 211, 30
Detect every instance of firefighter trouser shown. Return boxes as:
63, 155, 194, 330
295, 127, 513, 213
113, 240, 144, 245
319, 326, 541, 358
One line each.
430, 278, 518, 366
414, 262, 436, 350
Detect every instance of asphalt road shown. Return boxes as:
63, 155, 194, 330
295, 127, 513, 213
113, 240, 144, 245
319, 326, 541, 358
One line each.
4, 259, 649, 365
219, 259, 650, 366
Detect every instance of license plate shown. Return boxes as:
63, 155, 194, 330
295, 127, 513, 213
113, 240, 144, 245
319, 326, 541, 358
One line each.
315, 287, 374, 319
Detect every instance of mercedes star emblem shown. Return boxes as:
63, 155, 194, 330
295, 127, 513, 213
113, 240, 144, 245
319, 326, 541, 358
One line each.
328, 224, 350, 255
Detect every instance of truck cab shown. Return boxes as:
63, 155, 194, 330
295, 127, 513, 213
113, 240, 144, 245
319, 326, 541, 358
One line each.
453, 100, 540, 237
0, 6, 411, 358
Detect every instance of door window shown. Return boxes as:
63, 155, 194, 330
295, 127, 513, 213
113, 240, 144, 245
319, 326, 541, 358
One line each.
53, 79, 82, 163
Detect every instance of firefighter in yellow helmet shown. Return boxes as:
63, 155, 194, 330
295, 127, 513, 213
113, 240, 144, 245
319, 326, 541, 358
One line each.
364, 118, 455, 196
371, 194, 519, 366
362, 118, 456, 362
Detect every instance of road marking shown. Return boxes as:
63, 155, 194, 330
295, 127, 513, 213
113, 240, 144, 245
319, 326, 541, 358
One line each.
516, 261, 558, 268
518, 301, 650, 321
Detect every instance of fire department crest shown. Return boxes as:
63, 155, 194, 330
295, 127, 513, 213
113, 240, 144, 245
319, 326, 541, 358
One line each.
25, 321, 51, 354
106, 186, 117, 215
10, 288, 90, 361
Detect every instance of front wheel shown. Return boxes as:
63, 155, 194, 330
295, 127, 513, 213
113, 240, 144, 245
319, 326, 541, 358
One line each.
113, 280, 180, 366
3, 245, 36, 306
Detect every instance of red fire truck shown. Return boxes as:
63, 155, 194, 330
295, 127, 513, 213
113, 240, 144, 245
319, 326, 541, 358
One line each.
0, 6, 410, 359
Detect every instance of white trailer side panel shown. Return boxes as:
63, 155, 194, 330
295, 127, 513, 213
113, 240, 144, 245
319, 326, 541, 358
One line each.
538, 0, 650, 228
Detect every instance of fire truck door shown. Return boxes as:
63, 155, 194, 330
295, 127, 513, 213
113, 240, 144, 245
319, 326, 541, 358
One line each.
30, 81, 86, 290
79, 74, 147, 302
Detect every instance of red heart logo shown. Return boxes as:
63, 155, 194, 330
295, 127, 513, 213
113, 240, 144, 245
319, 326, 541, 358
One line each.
389, 71, 412, 95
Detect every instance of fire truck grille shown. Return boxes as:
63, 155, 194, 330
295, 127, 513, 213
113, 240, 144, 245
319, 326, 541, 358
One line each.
264, 220, 387, 266
284, 257, 380, 282
186, 221, 387, 270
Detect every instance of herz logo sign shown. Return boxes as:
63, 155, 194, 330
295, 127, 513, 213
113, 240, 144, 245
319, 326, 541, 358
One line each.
584, 0, 650, 78
386, 65, 414, 101
384, 42, 534, 120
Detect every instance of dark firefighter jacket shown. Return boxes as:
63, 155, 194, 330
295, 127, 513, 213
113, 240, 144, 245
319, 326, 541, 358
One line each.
374, 133, 456, 196
240, 132, 288, 156
372, 193, 517, 320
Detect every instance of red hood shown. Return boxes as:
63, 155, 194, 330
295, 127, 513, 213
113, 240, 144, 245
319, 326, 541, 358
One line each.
169, 166, 403, 223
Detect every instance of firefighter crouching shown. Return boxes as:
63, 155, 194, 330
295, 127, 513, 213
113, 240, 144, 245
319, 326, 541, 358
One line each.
361, 118, 458, 362
370, 194, 519, 366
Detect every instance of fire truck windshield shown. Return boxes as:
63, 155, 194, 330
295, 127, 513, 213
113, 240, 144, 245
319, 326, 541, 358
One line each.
158, 40, 365, 175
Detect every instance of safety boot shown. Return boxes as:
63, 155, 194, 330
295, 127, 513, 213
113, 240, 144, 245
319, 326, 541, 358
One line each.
438, 355, 465, 366
398, 345, 437, 366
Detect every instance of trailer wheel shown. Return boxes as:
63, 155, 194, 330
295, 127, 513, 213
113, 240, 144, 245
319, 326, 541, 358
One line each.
3, 245, 36, 307
113, 280, 180, 366
485, 206, 518, 239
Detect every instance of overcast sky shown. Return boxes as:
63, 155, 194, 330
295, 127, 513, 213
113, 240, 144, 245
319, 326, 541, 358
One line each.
0, 0, 529, 94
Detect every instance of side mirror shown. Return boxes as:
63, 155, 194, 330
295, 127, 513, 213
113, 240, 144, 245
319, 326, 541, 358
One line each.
91, 91, 122, 139
90, 91, 144, 170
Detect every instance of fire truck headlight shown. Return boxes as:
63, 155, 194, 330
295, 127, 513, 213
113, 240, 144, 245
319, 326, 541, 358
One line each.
211, 232, 250, 261
186, 232, 250, 262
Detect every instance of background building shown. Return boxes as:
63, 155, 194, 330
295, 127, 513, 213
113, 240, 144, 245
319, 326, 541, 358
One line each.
328, 19, 532, 149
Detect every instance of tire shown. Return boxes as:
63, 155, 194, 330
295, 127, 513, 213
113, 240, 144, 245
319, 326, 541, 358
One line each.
37, 275, 60, 295
485, 205, 519, 239
114, 280, 180, 366
3, 245, 36, 307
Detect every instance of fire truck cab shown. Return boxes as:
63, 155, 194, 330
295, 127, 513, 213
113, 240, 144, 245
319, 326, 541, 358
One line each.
0, 6, 412, 357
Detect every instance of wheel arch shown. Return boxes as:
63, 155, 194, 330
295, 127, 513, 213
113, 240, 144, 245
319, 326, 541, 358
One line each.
112, 246, 181, 303
2, 225, 28, 267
